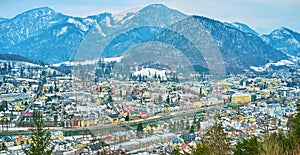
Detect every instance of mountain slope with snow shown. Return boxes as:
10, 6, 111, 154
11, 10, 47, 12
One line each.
103, 16, 287, 72
262, 27, 300, 56
250, 59, 294, 72
0, 8, 112, 63
224, 22, 258, 35
0, 4, 295, 73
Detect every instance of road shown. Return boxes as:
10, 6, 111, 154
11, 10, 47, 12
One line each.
1, 104, 223, 136
15, 82, 43, 126
122, 104, 221, 126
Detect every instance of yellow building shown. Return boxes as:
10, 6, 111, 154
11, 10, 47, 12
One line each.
15, 105, 22, 111
40, 95, 47, 100
15, 102, 25, 111
15, 136, 28, 145
145, 125, 152, 131
248, 117, 256, 123
109, 114, 120, 124
51, 131, 64, 139
80, 119, 98, 127
74, 141, 90, 149
232, 93, 251, 104
0, 116, 11, 121
261, 78, 278, 83
163, 106, 170, 112
193, 101, 202, 108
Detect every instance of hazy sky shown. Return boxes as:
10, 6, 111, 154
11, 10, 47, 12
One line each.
1, 0, 299, 34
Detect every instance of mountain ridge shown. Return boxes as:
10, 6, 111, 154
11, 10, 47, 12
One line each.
262, 27, 300, 56
0, 4, 296, 73
224, 22, 258, 36
0, 17, 8, 23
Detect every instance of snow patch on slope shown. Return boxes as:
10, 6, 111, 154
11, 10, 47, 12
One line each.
120, 14, 136, 25
265, 60, 294, 67
56, 26, 68, 37
104, 16, 112, 27
112, 7, 141, 22
52, 57, 123, 67
67, 18, 88, 31
52, 59, 98, 67
83, 18, 106, 37
95, 24, 106, 37
102, 56, 122, 63
249, 66, 266, 72
250, 60, 294, 72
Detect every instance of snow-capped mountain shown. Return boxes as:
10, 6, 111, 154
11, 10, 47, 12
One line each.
0, 4, 187, 63
60, 4, 187, 61
262, 27, 300, 56
112, 7, 142, 22
224, 22, 258, 36
118, 4, 186, 28
0, 7, 65, 49
103, 16, 287, 72
0, 7, 112, 63
0, 4, 296, 73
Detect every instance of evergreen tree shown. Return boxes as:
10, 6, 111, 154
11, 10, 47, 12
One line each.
136, 123, 143, 138
55, 87, 59, 93
23, 88, 27, 93
8, 62, 12, 73
24, 112, 53, 155
158, 74, 161, 82
189, 125, 195, 133
138, 74, 142, 82
200, 87, 203, 97
24, 101, 28, 107
175, 75, 179, 83
20, 67, 24, 77
48, 86, 53, 93
3, 63, 7, 73
290, 102, 300, 141
192, 143, 211, 155
42, 77, 47, 84
53, 115, 58, 126
0, 104, 5, 112
2, 101, 8, 111
158, 95, 163, 104
204, 122, 230, 155
45, 97, 52, 103
234, 137, 264, 155
107, 95, 113, 102
177, 94, 181, 103
166, 95, 170, 104
153, 72, 157, 80
172, 148, 181, 155
125, 113, 130, 121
